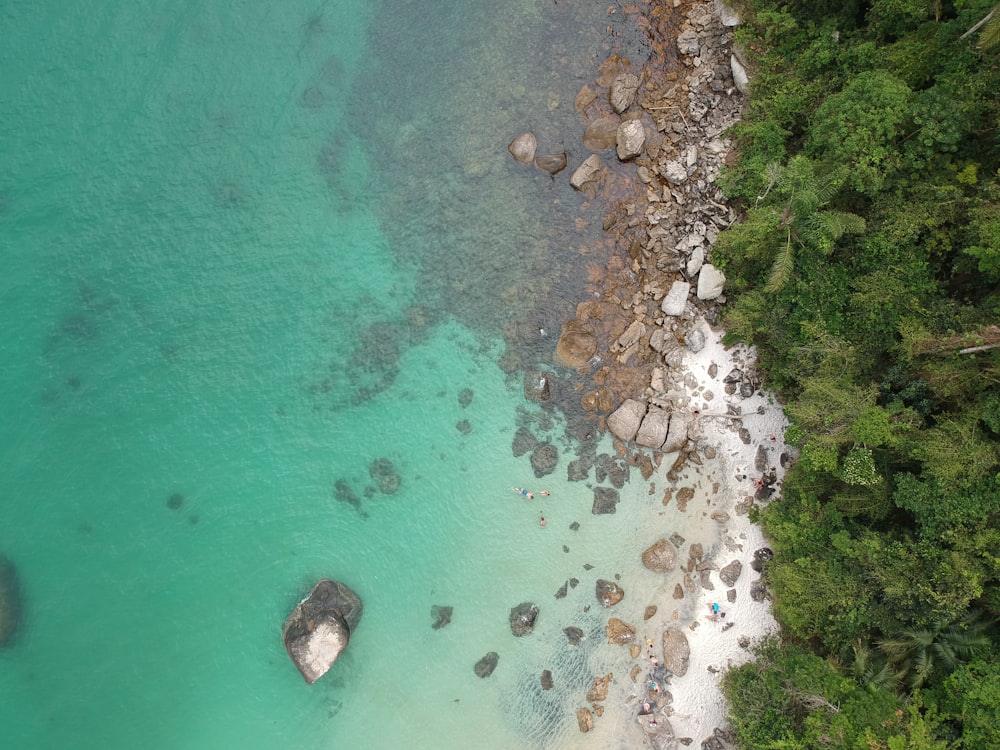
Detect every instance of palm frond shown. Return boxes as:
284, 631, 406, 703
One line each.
980, 6, 1000, 50
765, 234, 795, 293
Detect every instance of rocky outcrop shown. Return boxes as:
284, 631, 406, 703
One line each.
370, 458, 400, 494
0, 556, 22, 648
606, 617, 636, 644
509, 602, 539, 636
607, 399, 695, 454
530, 443, 558, 477
661, 628, 690, 677
642, 538, 678, 573
587, 673, 613, 702
282, 579, 363, 684
577, 707, 595, 733
719, 560, 742, 587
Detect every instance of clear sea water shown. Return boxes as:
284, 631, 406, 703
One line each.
0, 2, 703, 748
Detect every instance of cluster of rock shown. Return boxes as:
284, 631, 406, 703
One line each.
282, 579, 363, 685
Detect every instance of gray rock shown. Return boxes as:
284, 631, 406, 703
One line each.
512, 427, 539, 457
663, 411, 691, 454
592, 486, 621, 515
719, 0, 740, 26
610, 73, 641, 113
596, 579, 625, 607
731, 53, 749, 95
677, 28, 700, 56
564, 626, 585, 645
570, 154, 602, 193
540, 669, 554, 690
583, 116, 621, 151
535, 152, 568, 175
475, 651, 499, 678
661, 628, 690, 676
642, 539, 678, 573
696, 264, 726, 300
282, 579, 363, 684
370, 458, 401, 494
661, 160, 688, 185
510, 602, 539, 636
635, 407, 671, 449
508, 132, 537, 164
685, 327, 707, 354
607, 398, 648, 442
719, 560, 743, 587
661, 281, 691, 316
524, 369, 551, 403
686, 245, 706, 277
616, 120, 646, 161
531, 443, 559, 478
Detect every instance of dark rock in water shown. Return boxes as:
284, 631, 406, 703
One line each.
431, 605, 453, 630
458, 388, 474, 408
555, 581, 569, 599
569, 522, 580, 531
167, 493, 184, 510
540, 669, 554, 690
282, 579, 363, 684
595, 579, 624, 607
370, 458, 401, 494
334, 479, 362, 510
456, 419, 472, 435
0, 556, 23, 648
567, 459, 590, 482
531, 443, 559, 478
569, 578, 579, 589
509, 601, 539, 636
592, 486, 620, 515
512, 427, 539, 457
475, 651, 499, 678
564, 626, 584, 645
534, 152, 568, 175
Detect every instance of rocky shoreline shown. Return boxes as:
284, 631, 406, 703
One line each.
504, 2, 791, 747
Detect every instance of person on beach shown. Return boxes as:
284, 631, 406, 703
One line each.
711, 602, 720, 614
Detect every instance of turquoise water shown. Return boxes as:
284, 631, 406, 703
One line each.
0, 2, 667, 748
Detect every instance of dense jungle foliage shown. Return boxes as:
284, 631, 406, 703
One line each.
713, 1, 1000, 747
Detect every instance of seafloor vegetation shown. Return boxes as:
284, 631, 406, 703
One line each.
712, 1, 1000, 747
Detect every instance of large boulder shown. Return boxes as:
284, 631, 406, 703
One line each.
535, 152, 568, 176
719, 560, 743, 587
642, 539, 678, 573
509, 602, 539, 636
370, 458, 401, 494
635, 407, 670, 450
663, 411, 691, 454
556, 319, 598, 366
608, 398, 648, 442
282, 579, 363, 684
697, 264, 726, 300
431, 605, 453, 630
0, 556, 22, 648
660, 281, 690, 317
661, 628, 690, 676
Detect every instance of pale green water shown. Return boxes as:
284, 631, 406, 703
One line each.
0, 2, 673, 748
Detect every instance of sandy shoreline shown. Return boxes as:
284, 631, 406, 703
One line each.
544, 1, 790, 746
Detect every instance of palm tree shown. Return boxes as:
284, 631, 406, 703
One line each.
877, 611, 992, 691
755, 156, 866, 293
962, 3, 1000, 50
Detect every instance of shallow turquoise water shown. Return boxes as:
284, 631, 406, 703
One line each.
0, 2, 664, 748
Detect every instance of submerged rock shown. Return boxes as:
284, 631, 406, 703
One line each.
509, 602, 539, 636
431, 605, 453, 630
370, 458, 401, 494
596, 579, 624, 607
0, 556, 22, 648
282, 579, 363, 685
475, 651, 499, 678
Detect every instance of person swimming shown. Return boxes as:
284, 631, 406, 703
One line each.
512, 487, 534, 499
